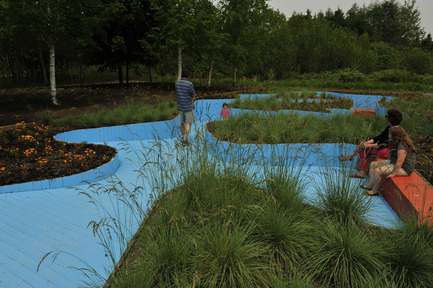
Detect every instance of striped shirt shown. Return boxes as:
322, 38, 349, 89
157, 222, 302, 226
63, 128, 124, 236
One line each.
175, 78, 195, 112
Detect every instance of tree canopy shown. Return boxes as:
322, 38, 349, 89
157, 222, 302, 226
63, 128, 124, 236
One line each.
0, 0, 432, 90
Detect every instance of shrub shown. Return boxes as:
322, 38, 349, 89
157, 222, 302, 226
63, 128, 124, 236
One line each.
403, 47, 433, 75
337, 69, 367, 83
371, 69, 418, 83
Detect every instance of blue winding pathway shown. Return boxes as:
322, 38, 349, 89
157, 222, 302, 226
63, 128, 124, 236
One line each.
0, 92, 399, 287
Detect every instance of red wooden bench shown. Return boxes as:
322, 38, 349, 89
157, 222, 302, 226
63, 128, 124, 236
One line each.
380, 170, 433, 225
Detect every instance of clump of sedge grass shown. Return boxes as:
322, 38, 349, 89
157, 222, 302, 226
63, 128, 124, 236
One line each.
207, 112, 386, 145
306, 220, 385, 287
73, 100, 177, 128
381, 213, 433, 288
316, 166, 373, 225
230, 93, 353, 112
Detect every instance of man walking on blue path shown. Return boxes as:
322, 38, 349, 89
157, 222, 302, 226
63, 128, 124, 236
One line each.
175, 69, 196, 145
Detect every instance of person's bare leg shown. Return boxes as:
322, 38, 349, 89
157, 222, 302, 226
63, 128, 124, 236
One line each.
368, 166, 390, 195
363, 161, 384, 189
183, 123, 191, 141
365, 168, 379, 189
180, 123, 185, 137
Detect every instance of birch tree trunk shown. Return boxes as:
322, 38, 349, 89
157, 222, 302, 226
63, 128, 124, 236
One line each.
47, 0, 59, 106
49, 41, 58, 105
177, 46, 182, 80
207, 59, 214, 87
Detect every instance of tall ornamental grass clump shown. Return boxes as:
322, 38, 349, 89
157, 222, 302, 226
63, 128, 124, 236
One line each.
380, 214, 433, 288
250, 166, 316, 273
208, 112, 386, 144
316, 166, 373, 225
76, 99, 177, 128
306, 220, 385, 287
230, 92, 353, 112
386, 234, 433, 288
196, 221, 272, 287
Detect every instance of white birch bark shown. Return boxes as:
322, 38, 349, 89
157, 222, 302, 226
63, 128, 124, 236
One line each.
177, 46, 182, 80
47, 0, 58, 106
49, 41, 58, 105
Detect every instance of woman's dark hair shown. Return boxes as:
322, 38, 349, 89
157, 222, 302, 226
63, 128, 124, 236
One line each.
222, 103, 228, 108
386, 109, 402, 126
389, 126, 416, 152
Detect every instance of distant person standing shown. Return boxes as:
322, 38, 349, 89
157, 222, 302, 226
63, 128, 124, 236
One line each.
175, 69, 196, 145
220, 103, 230, 119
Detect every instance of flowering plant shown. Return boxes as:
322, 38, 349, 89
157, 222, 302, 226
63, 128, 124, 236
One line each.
0, 122, 115, 185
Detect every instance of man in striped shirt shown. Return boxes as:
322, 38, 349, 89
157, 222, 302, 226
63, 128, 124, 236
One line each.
175, 69, 196, 144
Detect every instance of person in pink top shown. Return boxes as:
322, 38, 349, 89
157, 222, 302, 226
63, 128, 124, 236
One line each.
220, 103, 230, 119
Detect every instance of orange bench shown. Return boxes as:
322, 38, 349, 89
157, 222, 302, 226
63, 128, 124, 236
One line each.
380, 171, 433, 225
353, 109, 376, 117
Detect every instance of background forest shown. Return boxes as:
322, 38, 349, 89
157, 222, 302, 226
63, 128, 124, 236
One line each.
1, 0, 433, 102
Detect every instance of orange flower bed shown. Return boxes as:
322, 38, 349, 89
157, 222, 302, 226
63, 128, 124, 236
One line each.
0, 122, 116, 186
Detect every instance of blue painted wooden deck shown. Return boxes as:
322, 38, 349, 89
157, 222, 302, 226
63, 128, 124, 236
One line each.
0, 93, 400, 287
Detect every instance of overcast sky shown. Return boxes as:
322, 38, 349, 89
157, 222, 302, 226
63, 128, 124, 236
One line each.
268, 0, 433, 36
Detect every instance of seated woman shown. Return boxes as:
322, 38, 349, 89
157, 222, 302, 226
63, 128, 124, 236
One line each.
339, 109, 402, 179
361, 126, 416, 196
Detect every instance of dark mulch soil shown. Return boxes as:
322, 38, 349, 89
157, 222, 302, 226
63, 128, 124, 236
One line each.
0, 124, 116, 186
